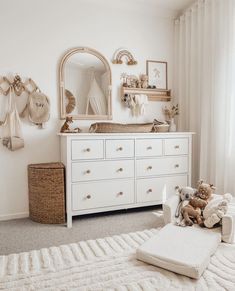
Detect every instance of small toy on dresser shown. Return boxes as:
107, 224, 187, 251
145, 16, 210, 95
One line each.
60, 117, 82, 133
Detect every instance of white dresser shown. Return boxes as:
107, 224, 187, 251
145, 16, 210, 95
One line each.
59, 132, 194, 227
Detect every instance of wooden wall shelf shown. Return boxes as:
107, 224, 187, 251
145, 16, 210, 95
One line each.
121, 87, 171, 102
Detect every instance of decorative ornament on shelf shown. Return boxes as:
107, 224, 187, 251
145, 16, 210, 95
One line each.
120, 73, 127, 86
120, 73, 171, 105
140, 74, 148, 89
112, 48, 137, 65
60, 116, 82, 133
163, 104, 179, 132
120, 73, 139, 88
121, 73, 149, 89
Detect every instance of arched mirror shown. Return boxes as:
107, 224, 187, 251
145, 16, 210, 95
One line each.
59, 47, 112, 119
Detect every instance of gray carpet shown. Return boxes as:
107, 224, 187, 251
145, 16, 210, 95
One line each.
0, 206, 164, 255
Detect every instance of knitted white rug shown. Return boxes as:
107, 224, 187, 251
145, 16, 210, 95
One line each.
1, 228, 235, 291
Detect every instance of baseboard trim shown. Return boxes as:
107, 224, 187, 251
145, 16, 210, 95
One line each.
0, 212, 29, 221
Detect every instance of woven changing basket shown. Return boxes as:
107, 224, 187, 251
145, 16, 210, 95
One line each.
28, 162, 65, 224
89, 122, 153, 133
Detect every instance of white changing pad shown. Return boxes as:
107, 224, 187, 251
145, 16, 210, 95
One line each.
136, 224, 221, 279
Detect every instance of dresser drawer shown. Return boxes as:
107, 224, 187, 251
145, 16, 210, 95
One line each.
137, 175, 188, 203
136, 139, 163, 157
137, 156, 188, 177
72, 179, 135, 211
164, 138, 189, 156
71, 140, 103, 160
72, 160, 134, 182
106, 139, 134, 159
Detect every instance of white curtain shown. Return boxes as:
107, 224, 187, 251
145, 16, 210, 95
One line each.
101, 71, 109, 99
174, 0, 235, 194
86, 71, 107, 115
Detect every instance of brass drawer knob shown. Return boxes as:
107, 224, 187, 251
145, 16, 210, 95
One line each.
86, 194, 91, 199
174, 145, 180, 149
85, 148, 91, 152
147, 189, 153, 193
175, 164, 179, 168
147, 166, 152, 170
147, 146, 152, 150
86, 170, 91, 174
117, 147, 123, 151
117, 168, 123, 172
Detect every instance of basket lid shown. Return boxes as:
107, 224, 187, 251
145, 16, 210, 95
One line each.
28, 162, 64, 169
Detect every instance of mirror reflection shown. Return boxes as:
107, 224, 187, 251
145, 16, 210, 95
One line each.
60, 48, 112, 119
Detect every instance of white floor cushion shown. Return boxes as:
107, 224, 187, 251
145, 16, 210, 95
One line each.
136, 224, 221, 279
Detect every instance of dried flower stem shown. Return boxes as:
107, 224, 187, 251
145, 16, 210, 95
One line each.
163, 104, 179, 119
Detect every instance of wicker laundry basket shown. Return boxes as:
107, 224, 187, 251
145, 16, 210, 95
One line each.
28, 162, 65, 224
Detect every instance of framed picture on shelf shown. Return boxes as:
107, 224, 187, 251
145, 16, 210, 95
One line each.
146, 60, 168, 90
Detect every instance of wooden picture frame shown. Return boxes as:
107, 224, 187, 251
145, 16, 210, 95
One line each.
146, 60, 168, 90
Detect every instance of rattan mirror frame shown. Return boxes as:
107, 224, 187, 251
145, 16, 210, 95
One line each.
59, 47, 112, 120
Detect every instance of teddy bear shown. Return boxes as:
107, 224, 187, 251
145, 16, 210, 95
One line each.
174, 186, 197, 226
181, 180, 215, 226
201, 193, 233, 228
140, 74, 149, 89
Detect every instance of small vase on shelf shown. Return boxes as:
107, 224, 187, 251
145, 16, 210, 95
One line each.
169, 118, 176, 132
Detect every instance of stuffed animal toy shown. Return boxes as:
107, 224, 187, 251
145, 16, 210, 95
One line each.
195, 180, 215, 200
175, 186, 197, 226
201, 193, 233, 228
140, 74, 148, 89
175, 186, 196, 217
60, 117, 82, 133
181, 180, 215, 226
60, 116, 73, 133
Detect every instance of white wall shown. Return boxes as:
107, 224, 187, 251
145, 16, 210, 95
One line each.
0, 0, 176, 220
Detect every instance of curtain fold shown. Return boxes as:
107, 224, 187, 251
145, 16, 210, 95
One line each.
86, 71, 107, 115
174, 0, 235, 194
